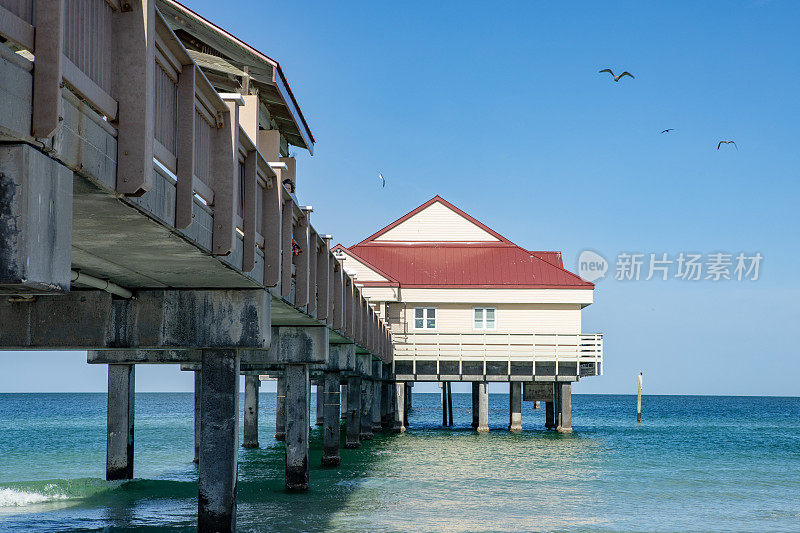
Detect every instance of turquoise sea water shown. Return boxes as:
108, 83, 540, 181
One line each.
0, 393, 798, 532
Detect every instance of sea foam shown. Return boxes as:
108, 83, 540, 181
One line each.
0, 487, 68, 507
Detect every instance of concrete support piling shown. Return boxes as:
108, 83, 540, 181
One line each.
477, 381, 489, 433
360, 378, 374, 441
552, 381, 560, 429
106, 363, 135, 481
381, 381, 393, 429
197, 349, 240, 533
243, 375, 260, 448
193, 370, 201, 463
315, 382, 324, 426
471, 382, 479, 429
340, 383, 347, 420
275, 375, 286, 441
545, 401, 555, 430
371, 380, 382, 432
441, 382, 447, 426
446, 382, 453, 426
393, 381, 406, 433
555, 381, 572, 433
321, 371, 341, 467
284, 364, 310, 490
403, 382, 411, 426
345, 376, 362, 448
509, 382, 522, 431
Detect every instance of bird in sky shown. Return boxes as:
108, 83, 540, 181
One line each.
599, 68, 634, 82
378, 172, 385, 187
717, 140, 738, 150
659, 129, 675, 134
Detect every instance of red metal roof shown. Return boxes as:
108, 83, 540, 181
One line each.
348, 243, 591, 289
345, 196, 592, 289
529, 251, 563, 268
331, 243, 399, 284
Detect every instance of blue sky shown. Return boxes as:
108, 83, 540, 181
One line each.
3, 1, 798, 395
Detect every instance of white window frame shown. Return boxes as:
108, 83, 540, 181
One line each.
473, 307, 496, 330
413, 307, 437, 330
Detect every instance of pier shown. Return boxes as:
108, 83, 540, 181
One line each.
0, 0, 395, 529
0, 1, 604, 531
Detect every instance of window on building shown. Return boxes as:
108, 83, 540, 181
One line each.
474, 307, 496, 330
414, 307, 436, 330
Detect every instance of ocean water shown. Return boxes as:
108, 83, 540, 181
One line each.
0, 393, 798, 532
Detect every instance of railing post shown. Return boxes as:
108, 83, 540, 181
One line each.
241, 150, 258, 272
113, 0, 155, 196
507, 333, 511, 376
483, 333, 487, 377
317, 237, 331, 323
412, 337, 417, 376
343, 277, 353, 338
436, 336, 440, 377
356, 294, 364, 346
293, 207, 310, 308
458, 333, 463, 375
280, 198, 293, 297
175, 63, 195, 229
211, 100, 239, 255
332, 262, 344, 330
262, 162, 283, 288
31, 0, 64, 139
306, 231, 318, 316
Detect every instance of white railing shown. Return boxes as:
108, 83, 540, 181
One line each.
393, 332, 603, 375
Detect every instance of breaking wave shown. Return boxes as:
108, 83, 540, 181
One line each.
0, 486, 68, 507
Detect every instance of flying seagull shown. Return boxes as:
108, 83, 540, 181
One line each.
659, 129, 674, 134
717, 140, 738, 150
378, 172, 385, 187
599, 68, 634, 82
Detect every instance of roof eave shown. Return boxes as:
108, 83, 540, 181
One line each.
159, 0, 315, 153
273, 65, 315, 154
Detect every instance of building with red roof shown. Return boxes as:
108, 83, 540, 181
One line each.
333, 196, 603, 432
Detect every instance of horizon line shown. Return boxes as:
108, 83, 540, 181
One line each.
0, 391, 797, 399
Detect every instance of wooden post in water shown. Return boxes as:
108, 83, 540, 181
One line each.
446, 382, 453, 426
637, 372, 643, 423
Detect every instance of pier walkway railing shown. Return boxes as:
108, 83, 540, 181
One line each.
392, 332, 603, 381
0, 0, 392, 361
0, 3, 398, 523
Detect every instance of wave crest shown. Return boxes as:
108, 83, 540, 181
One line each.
0, 487, 69, 507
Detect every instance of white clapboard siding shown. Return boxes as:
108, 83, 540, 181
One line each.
386, 303, 407, 335
395, 303, 582, 335
338, 250, 389, 282
361, 286, 399, 302
375, 202, 499, 242
399, 288, 593, 305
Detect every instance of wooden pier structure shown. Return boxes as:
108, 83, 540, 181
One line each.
0, 1, 398, 530
0, 2, 605, 531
